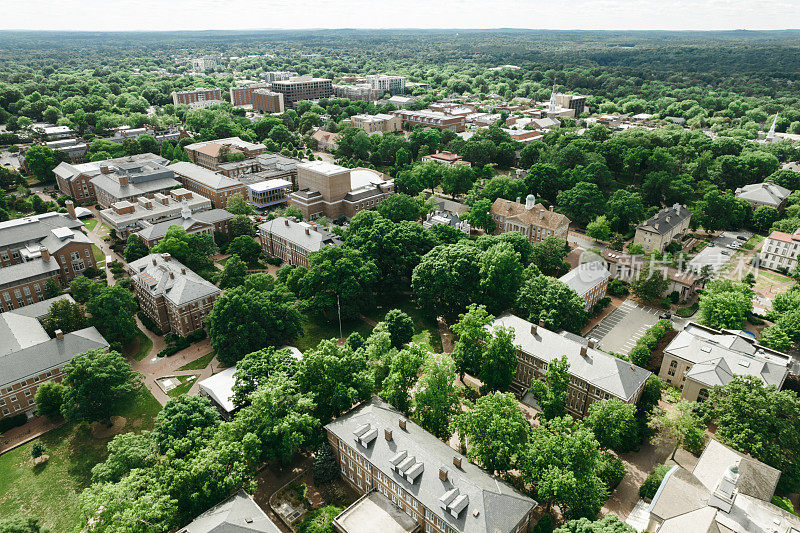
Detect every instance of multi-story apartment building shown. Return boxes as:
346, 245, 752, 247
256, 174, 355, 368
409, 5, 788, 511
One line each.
349, 113, 402, 134
660, 322, 789, 402
558, 261, 611, 310
325, 397, 538, 533
760, 228, 800, 272
229, 81, 272, 107
493, 314, 652, 418
261, 71, 299, 83
128, 253, 221, 337
0, 295, 108, 420
98, 188, 211, 239
171, 87, 223, 107
365, 74, 407, 95
332, 84, 382, 102
288, 162, 395, 220
184, 137, 267, 170
191, 57, 219, 72
54, 153, 167, 204
490, 196, 570, 244
270, 76, 333, 106
258, 217, 342, 268
634, 204, 692, 253
251, 88, 285, 114
135, 205, 233, 248
169, 161, 248, 208
0, 211, 95, 298
391, 110, 466, 132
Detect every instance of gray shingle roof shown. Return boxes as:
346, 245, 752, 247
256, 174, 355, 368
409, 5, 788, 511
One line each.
258, 217, 342, 253
325, 397, 537, 533
558, 261, 610, 298
53, 153, 167, 183
178, 489, 280, 533
169, 161, 242, 190
128, 254, 220, 307
492, 314, 651, 401
0, 212, 83, 249
637, 204, 691, 235
0, 258, 61, 290
735, 181, 791, 207
135, 210, 232, 242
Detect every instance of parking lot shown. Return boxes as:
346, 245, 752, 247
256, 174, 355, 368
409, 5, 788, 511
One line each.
588, 299, 664, 355
688, 230, 751, 275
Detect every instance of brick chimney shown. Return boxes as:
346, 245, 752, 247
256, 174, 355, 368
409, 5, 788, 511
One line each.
385, 428, 393, 441
538, 318, 546, 328
169, 272, 174, 279
530, 323, 537, 335
40, 246, 50, 261
398, 418, 407, 430
65, 199, 76, 219
580, 345, 588, 356
100, 165, 110, 174
152, 257, 157, 266
55, 329, 64, 340
453, 456, 463, 469
163, 253, 171, 261
439, 467, 449, 482
181, 268, 186, 275
119, 174, 129, 187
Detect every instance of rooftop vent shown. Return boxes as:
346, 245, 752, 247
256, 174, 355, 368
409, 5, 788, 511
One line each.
738, 359, 751, 368
55, 329, 64, 340
353, 423, 378, 447
439, 489, 469, 518
701, 344, 712, 353
580, 345, 588, 357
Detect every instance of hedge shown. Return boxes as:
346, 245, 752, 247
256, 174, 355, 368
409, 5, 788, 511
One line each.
640, 463, 672, 500
0, 413, 27, 433
629, 319, 674, 368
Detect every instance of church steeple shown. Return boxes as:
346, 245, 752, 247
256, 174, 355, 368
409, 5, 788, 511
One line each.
548, 81, 558, 114
766, 112, 778, 142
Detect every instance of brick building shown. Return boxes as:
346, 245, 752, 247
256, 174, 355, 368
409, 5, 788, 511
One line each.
490, 195, 570, 243
258, 217, 342, 268
172, 87, 223, 107
558, 261, 611, 310
325, 396, 538, 533
0, 295, 108, 420
184, 137, 267, 170
391, 110, 465, 132
349, 114, 402, 134
168, 161, 248, 208
135, 206, 233, 248
493, 313, 651, 418
128, 253, 220, 337
229, 82, 272, 107
251, 89, 285, 114
270, 76, 333, 106
634, 204, 692, 253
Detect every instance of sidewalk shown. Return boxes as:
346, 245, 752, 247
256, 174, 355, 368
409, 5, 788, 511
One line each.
0, 416, 65, 455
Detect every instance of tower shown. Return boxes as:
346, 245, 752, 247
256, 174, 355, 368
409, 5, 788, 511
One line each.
548, 82, 558, 114
766, 112, 778, 143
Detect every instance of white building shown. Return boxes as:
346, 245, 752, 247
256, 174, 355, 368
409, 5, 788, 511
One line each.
365, 74, 406, 95
759, 228, 800, 272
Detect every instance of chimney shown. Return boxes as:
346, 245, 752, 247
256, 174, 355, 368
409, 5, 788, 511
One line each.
530, 323, 537, 335
439, 467, 449, 482
580, 345, 588, 356
181, 268, 186, 275
385, 428, 393, 441
398, 418, 407, 430
152, 258, 157, 266
65, 200, 76, 219
305, 228, 310, 235
40, 246, 50, 261
163, 253, 171, 261
284, 219, 289, 226
169, 272, 175, 279
588, 338, 596, 349
119, 174, 129, 187
516, 197, 521, 204
55, 329, 64, 340
549, 205, 554, 212
453, 456, 463, 469
538, 318, 546, 328
100, 165, 109, 174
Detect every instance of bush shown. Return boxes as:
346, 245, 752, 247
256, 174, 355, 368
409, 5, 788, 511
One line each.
0, 413, 27, 433
772, 495, 798, 516
313, 445, 340, 485
598, 453, 626, 491
607, 279, 629, 297
82, 267, 102, 279
31, 441, 47, 459
265, 256, 282, 266
591, 297, 611, 317
639, 464, 672, 500
137, 311, 163, 336
297, 505, 343, 533
660, 298, 672, 309
533, 513, 554, 533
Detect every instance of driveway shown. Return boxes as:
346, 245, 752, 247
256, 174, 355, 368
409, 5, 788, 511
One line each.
588, 300, 663, 355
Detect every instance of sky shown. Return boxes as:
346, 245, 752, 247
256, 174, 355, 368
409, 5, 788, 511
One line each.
2, 0, 799, 32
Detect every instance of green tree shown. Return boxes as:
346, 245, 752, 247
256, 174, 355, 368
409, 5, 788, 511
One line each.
376, 193, 421, 222
381, 344, 426, 415
585, 399, 639, 453
34, 381, 67, 420
229, 214, 255, 238
24, 145, 58, 183
605, 189, 646, 234
557, 182, 605, 226
413, 354, 460, 441
454, 392, 530, 474
208, 286, 303, 365
554, 515, 635, 533
479, 325, 517, 393
411, 243, 481, 320
586, 215, 612, 241
61, 349, 142, 424
521, 416, 609, 519
530, 236, 570, 277
152, 395, 220, 453
86, 284, 139, 344
297, 505, 342, 533
151, 226, 216, 272
630, 270, 669, 302
698, 279, 753, 329
232, 346, 298, 408
479, 242, 523, 314
451, 304, 494, 381
751, 206, 780, 233
0, 517, 50, 533
41, 298, 86, 336
648, 400, 706, 460
465, 198, 496, 232
530, 355, 570, 420
69, 276, 101, 304
295, 340, 373, 423
124, 234, 149, 263
227, 235, 261, 265
759, 324, 792, 351
440, 165, 476, 199
218, 253, 248, 289
224, 192, 253, 215
516, 275, 588, 334
384, 309, 415, 349
312, 444, 340, 485
43, 278, 61, 299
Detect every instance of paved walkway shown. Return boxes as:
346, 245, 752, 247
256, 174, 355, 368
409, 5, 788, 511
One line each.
0, 416, 65, 455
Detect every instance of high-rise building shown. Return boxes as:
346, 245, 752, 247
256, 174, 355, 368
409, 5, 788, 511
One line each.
171, 87, 223, 107
270, 76, 333, 106
229, 82, 272, 107
365, 74, 407, 95
261, 71, 299, 83
251, 88, 285, 114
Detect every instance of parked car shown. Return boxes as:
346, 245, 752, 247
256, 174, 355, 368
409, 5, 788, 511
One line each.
721, 250, 731, 255
707, 242, 715, 247
659, 312, 672, 320
737, 235, 747, 241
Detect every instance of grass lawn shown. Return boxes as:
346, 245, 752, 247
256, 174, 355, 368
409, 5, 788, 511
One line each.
742, 234, 764, 251
178, 351, 215, 371
91, 244, 105, 265
83, 217, 98, 231
0, 388, 161, 532
294, 314, 375, 353
167, 375, 197, 398
123, 329, 153, 362
364, 295, 443, 353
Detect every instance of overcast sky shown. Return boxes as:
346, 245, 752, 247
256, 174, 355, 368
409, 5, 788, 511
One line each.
2, 0, 799, 32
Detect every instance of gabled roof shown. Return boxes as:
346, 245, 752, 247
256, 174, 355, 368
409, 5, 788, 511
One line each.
325, 397, 537, 533
493, 314, 651, 401
558, 261, 611, 297
490, 198, 570, 231
197, 366, 237, 413
735, 181, 791, 206
168, 162, 243, 190
128, 254, 220, 307
637, 204, 691, 235
179, 489, 280, 533
0, 257, 61, 290
0, 212, 83, 249
258, 217, 342, 253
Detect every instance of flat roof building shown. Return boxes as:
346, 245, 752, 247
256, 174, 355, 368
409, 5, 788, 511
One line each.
391, 110, 465, 132
168, 161, 249, 209
229, 81, 272, 107
271, 76, 333, 106
350, 113, 402, 134
98, 188, 211, 239
172, 87, 223, 107
252, 88, 285, 114
134, 207, 233, 248
258, 216, 342, 268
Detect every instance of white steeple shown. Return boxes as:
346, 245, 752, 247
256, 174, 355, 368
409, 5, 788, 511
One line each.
766, 112, 778, 142
548, 82, 558, 114
180, 199, 192, 219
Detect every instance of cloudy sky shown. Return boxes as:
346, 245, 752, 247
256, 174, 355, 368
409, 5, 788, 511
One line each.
2, 0, 798, 31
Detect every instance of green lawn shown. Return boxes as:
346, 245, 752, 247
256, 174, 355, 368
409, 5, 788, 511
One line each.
167, 375, 197, 398
364, 296, 443, 353
123, 329, 153, 362
0, 388, 161, 532
178, 351, 215, 371
742, 234, 764, 251
294, 315, 375, 353
83, 217, 98, 231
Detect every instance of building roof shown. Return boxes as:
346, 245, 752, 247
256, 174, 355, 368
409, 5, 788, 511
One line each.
423, 152, 462, 163
735, 181, 791, 207
0, 257, 62, 290
258, 217, 342, 253
128, 253, 220, 307
490, 198, 571, 231
297, 160, 350, 176
178, 489, 280, 533
100, 192, 211, 227
492, 314, 651, 401
325, 397, 537, 533
54, 153, 168, 183
169, 161, 243, 190
664, 322, 789, 390
0, 212, 83, 249
637, 204, 691, 235
247, 179, 293, 193
184, 137, 266, 154
558, 261, 611, 298
765, 229, 800, 244
311, 130, 340, 144
197, 366, 237, 414
135, 209, 232, 242
334, 491, 420, 533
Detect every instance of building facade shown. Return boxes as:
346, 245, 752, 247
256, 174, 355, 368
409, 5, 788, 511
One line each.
270, 77, 333, 106
391, 110, 465, 132
128, 253, 221, 337
349, 114, 402, 134
490, 196, 570, 243
258, 217, 342, 268
251, 89, 285, 114
333, 84, 383, 102
494, 314, 652, 418
760, 228, 800, 272
172, 87, 223, 107
184, 137, 267, 170
326, 397, 538, 533
169, 161, 249, 208
98, 188, 211, 239
365, 75, 407, 95
135, 207, 233, 248
558, 262, 611, 310
634, 204, 692, 253
229, 82, 272, 107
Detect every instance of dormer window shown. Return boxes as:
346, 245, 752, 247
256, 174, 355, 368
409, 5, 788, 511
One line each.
353, 423, 378, 447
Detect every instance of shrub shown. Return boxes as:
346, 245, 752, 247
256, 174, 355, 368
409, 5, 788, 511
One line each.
0, 414, 27, 433
597, 453, 626, 491
607, 279, 629, 297
533, 513, 554, 533
297, 505, 343, 533
313, 445, 340, 485
31, 441, 47, 459
772, 495, 798, 516
639, 464, 672, 500
137, 311, 163, 336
